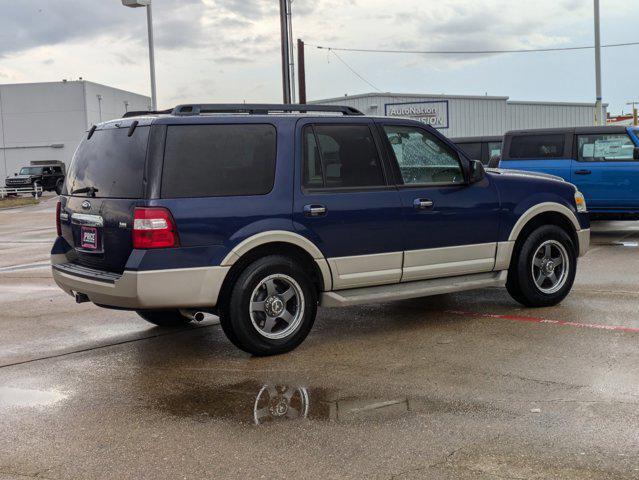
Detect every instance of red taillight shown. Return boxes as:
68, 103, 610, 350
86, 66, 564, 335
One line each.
133, 207, 179, 249
56, 201, 62, 237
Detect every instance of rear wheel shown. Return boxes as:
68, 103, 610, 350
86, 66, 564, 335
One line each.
506, 225, 576, 307
220, 255, 317, 356
136, 309, 192, 327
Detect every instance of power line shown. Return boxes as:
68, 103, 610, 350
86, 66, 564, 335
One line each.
308, 40, 639, 56
329, 49, 383, 92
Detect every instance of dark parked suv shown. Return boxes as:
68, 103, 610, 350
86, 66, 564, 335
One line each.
52, 104, 590, 356
5, 161, 66, 195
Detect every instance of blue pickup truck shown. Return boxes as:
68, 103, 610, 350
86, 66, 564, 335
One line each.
500, 126, 639, 219
51, 104, 590, 356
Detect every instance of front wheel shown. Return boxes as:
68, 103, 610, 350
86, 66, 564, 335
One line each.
54, 179, 64, 195
506, 225, 577, 307
220, 255, 318, 356
136, 309, 192, 327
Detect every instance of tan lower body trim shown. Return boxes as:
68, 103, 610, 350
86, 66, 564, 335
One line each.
328, 251, 402, 290
52, 265, 230, 310
402, 243, 497, 282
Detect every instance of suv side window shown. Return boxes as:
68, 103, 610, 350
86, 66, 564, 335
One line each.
383, 125, 464, 185
162, 124, 277, 198
303, 125, 386, 189
509, 134, 565, 159
577, 133, 636, 162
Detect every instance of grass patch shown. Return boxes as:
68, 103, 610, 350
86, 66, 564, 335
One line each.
0, 196, 40, 209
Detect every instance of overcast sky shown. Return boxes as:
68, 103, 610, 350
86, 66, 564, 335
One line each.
0, 0, 637, 113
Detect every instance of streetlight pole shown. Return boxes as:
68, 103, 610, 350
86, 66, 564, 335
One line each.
279, 0, 292, 104
122, 0, 158, 110
594, 0, 603, 125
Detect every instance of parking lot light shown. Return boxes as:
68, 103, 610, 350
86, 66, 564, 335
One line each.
122, 0, 158, 110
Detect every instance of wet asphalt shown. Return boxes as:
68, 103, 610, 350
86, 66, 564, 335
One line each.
1, 197, 639, 479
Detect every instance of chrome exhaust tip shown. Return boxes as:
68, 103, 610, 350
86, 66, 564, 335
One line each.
179, 309, 206, 322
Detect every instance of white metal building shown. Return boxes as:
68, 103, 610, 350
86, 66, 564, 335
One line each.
0, 80, 151, 180
312, 93, 607, 139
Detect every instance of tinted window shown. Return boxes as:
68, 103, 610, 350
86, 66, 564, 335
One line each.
303, 125, 385, 189
509, 134, 565, 159
19, 167, 42, 175
162, 124, 276, 198
577, 133, 636, 161
66, 126, 150, 198
384, 125, 464, 185
457, 142, 482, 161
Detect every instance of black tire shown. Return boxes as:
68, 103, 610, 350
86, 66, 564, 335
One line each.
55, 179, 64, 196
32, 181, 42, 198
136, 309, 192, 327
219, 255, 318, 356
506, 225, 577, 307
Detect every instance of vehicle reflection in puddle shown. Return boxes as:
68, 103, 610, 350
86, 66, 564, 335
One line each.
0, 387, 67, 409
155, 381, 416, 426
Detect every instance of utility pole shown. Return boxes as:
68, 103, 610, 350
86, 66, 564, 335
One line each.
297, 39, 307, 104
279, 0, 292, 104
627, 102, 639, 126
287, 0, 296, 103
593, 0, 603, 125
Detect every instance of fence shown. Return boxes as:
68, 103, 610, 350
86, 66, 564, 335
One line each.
0, 185, 43, 199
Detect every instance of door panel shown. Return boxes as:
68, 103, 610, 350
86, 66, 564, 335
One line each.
378, 122, 501, 282
294, 120, 404, 290
572, 132, 639, 209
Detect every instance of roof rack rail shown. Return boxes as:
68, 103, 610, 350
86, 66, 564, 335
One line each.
122, 109, 173, 118
170, 103, 364, 116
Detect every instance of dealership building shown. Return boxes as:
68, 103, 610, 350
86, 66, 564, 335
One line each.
313, 92, 606, 139
0, 80, 151, 180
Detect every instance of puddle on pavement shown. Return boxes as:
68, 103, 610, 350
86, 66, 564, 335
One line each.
0, 387, 67, 409
153, 380, 509, 426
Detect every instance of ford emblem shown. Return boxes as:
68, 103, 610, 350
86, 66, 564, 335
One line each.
81, 200, 91, 210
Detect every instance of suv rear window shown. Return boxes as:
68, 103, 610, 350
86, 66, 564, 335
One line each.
161, 124, 277, 198
66, 127, 150, 198
303, 124, 385, 189
509, 134, 565, 159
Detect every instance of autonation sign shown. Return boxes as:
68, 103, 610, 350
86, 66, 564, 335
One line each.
384, 100, 449, 129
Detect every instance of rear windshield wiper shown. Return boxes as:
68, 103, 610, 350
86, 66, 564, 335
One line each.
71, 186, 99, 197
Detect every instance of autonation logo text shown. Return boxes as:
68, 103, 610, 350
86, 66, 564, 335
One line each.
385, 101, 449, 129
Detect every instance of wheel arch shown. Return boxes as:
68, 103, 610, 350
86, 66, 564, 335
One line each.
496, 203, 581, 271
216, 232, 331, 313
508, 203, 580, 246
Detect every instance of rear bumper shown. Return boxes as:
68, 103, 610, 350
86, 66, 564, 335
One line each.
52, 261, 229, 310
577, 228, 590, 257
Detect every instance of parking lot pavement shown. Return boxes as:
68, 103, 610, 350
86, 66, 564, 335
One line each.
1, 202, 639, 480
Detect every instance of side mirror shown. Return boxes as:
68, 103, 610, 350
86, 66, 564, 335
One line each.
634, 147, 639, 160
469, 159, 486, 183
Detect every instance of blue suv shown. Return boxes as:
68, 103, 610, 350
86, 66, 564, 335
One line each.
51, 104, 590, 355
500, 126, 639, 219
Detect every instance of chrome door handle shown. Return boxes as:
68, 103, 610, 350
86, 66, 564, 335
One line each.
574, 169, 592, 175
303, 204, 327, 217
413, 198, 434, 209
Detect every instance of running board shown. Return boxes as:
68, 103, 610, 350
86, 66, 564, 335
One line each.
320, 271, 507, 308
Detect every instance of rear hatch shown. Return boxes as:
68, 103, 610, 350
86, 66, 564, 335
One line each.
60, 123, 151, 274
